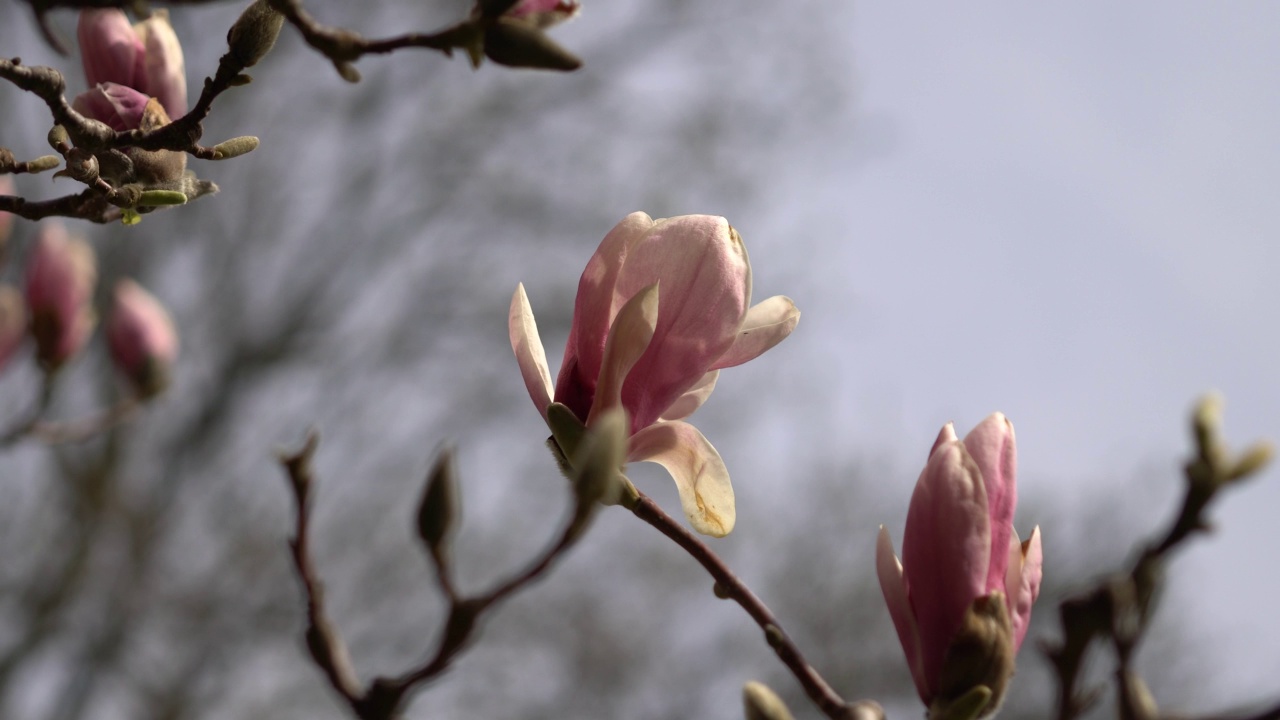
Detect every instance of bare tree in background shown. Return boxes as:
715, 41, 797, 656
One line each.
1, 2, 1275, 720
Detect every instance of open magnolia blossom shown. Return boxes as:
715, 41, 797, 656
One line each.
876, 413, 1043, 720
510, 212, 800, 537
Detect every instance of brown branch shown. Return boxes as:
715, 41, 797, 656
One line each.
1045, 396, 1273, 720
629, 492, 882, 720
278, 433, 601, 720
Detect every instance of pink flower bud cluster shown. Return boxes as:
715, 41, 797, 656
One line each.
0, 223, 178, 399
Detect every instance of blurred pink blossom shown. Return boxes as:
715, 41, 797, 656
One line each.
510, 212, 799, 536
876, 413, 1043, 718
108, 279, 178, 398
24, 223, 97, 371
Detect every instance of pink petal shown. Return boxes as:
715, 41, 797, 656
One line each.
963, 413, 1017, 593
78, 9, 145, 90
615, 216, 750, 429
628, 420, 734, 536
134, 11, 187, 118
901, 439, 991, 695
72, 83, 151, 131
509, 283, 554, 422
24, 224, 97, 369
929, 422, 958, 458
1005, 526, 1042, 652
554, 212, 654, 422
876, 526, 930, 701
659, 370, 718, 422
107, 279, 178, 395
587, 283, 658, 425
710, 295, 799, 370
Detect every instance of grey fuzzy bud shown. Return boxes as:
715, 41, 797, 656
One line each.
417, 449, 460, 555
227, 0, 285, 69
483, 18, 581, 71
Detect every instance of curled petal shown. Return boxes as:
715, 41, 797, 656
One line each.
711, 295, 799, 370
1004, 526, 1042, 652
963, 413, 1017, 593
877, 526, 929, 701
555, 212, 654, 421
659, 370, 718, 422
901, 440, 991, 694
616, 216, 750, 429
72, 82, 151, 132
628, 420, 734, 537
78, 9, 145, 90
509, 283, 554, 421
588, 283, 658, 426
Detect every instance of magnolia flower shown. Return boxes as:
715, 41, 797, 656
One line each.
876, 413, 1043, 720
79, 9, 187, 118
510, 212, 800, 536
107, 279, 178, 399
24, 223, 97, 371
0, 285, 25, 373
0, 175, 13, 249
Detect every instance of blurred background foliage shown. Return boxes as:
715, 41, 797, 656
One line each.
0, 0, 1253, 718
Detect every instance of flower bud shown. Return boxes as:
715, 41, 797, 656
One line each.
24, 224, 97, 371
226, 0, 286, 69
484, 17, 581, 71
107, 279, 178, 398
79, 9, 187, 119
742, 681, 795, 720
72, 82, 151, 132
417, 448, 460, 556
876, 415, 1042, 718
0, 285, 26, 373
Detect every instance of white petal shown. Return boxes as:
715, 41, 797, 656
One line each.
659, 370, 719, 421
508, 284, 553, 421
628, 420, 735, 537
710, 295, 799, 370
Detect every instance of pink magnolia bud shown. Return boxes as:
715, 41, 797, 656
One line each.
79, 9, 186, 119
876, 414, 1043, 719
79, 9, 146, 91
72, 82, 151, 132
507, 0, 580, 28
0, 284, 25, 373
107, 279, 178, 398
24, 223, 97, 371
510, 212, 801, 536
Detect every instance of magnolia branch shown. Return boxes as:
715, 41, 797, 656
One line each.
1045, 396, 1275, 720
279, 431, 606, 720
628, 492, 884, 720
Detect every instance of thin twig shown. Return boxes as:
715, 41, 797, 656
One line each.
629, 491, 880, 720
